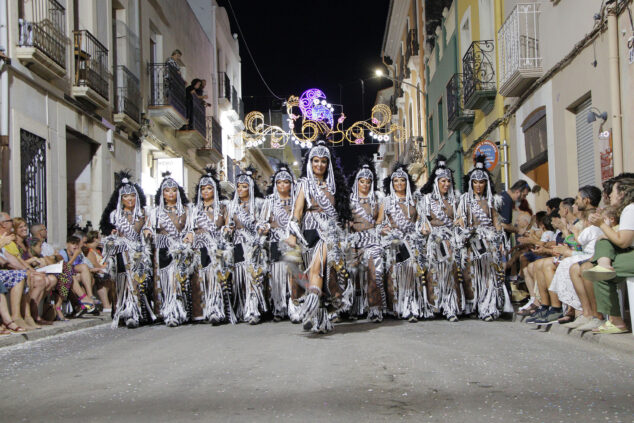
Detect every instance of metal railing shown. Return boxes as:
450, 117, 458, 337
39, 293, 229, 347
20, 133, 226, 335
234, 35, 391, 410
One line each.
148, 63, 186, 118
405, 28, 419, 63
115, 65, 141, 123
446, 73, 474, 129
18, 0, 67, 69
231, 86, 238, 113
498, 3, 542, 88
206, 116, 222, 154
190, 96, 206, 137
218, 72, 231, 100
73, 30, 109, 100
462, 40, 496, 105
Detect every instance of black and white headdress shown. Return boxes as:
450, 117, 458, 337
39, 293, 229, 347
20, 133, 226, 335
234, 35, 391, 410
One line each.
466, 154, 494, 208
116, 171, 143, 220
431, 157, 456, 201
196, 165, 220, 223
273, 165, 295, 203
351, 164, 376, 207
232, 168, 256, 217
159, 171, 186, 216
307, 140, 335, 194
390, 165, 414, 217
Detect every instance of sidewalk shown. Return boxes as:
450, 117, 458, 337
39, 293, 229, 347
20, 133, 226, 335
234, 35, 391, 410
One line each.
512, 313, 633, 355
0, 315, 111, 348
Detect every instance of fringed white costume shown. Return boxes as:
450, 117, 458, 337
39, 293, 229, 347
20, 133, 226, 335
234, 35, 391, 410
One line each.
227, 171, 268, 324
290, 141, 352, 333
457, 158, 512, 320
148, 173, 195, 327
191, 169, 236, 324
101, 173, 155, 329
261, 166, 295, 321
419, 160, 462, 320
381, 166, 425, 321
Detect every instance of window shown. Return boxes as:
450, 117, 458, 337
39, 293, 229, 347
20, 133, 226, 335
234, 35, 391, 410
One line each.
575, 98, 595, 187
438, 99, 444, 142
522, 108, 547, 164
429, 115, 435, 153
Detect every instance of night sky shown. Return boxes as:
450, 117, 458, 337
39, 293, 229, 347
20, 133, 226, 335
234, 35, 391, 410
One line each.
217, 0, 393, 174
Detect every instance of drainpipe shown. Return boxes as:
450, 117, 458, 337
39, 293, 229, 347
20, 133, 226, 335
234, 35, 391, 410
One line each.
0, 0, 9, 211
607, 4, 623, 175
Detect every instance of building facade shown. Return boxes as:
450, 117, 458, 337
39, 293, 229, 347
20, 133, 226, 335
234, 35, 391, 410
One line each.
0, 0, 243, 246
379, 0, 428, 186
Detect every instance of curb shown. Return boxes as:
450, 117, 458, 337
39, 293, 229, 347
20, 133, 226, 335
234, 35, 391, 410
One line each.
512, 313, 633, 356
0, 315, 111, 349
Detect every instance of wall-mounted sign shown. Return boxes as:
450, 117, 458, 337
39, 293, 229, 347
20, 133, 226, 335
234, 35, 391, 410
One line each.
473, 140, 499, 171
156, 157, 184, 186
599, 130, 614, 181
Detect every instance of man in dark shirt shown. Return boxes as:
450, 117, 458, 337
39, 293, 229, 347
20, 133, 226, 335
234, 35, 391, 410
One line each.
499, 179, 531, 238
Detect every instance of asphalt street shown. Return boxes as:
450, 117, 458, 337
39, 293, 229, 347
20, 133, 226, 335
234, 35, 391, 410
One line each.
0, 318, 632, 423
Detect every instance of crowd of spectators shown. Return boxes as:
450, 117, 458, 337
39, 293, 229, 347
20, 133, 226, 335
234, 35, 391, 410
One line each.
508, 173, 633, 334
0, 213, 112, 335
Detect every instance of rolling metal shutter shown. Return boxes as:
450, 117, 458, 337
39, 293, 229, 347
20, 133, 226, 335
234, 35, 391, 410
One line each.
575, 98, 595, 187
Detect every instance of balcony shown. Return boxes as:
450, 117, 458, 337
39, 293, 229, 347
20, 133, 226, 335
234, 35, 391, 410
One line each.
72, 30, 109, 109
16, 0, 68, 80
498, 3, 543, 97
218, 72, 231, 105
197, 116, 223, 162
113, 65, 141, 132
148, 63, 187, 129
446, 74, 475, 134
462, 40, 496, 112
177, 96, 207, 149
405, 28, 419, 67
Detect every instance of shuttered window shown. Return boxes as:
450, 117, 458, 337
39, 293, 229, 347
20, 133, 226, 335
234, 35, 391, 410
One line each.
575, 98, 595, 187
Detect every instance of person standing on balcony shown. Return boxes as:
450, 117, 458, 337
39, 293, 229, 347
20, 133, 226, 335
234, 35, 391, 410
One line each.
184, 79, 202, 130
166, 49, 182, 74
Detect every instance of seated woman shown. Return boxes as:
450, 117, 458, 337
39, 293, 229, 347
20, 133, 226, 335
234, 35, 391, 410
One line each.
583, 176, 634, 334
286, 140, 352, 333
83, 231, 113, 314
59, 235, 99, 318
0, 232, 27, 332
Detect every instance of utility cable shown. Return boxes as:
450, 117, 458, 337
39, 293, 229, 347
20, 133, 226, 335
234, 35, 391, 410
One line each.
225, 0, 285, 100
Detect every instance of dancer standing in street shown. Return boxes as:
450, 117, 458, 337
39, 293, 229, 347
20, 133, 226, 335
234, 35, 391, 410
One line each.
348, 162, 386, 322
190, 166, 235, 324
148, 172, 195, 327
457, 155, 512, 321
100, 171, 154, 328
226, 168, 268, 324
261, 164, 296, 321
286, 140, 352, 333
419, 156, 462, 321
379, 163, 425, 322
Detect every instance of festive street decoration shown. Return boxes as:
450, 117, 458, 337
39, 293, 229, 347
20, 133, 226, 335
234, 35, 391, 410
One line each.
240, 88, 407, 149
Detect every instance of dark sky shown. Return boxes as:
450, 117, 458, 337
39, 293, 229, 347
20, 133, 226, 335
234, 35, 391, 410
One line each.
217, 0, 393, 173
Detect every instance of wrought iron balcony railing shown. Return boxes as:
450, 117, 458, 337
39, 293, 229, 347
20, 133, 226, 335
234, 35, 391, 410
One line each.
231, 86, 238, 114
497, 3, 543, 96
218, 72, 231, 101
17, 0, 67, 69
73, 30, 109, 100
115, 65, 141, 123
148, 62, 186, 118
190, 96, 206, 138
462, 40, 496, 109
405, 28, 419, 64
446, 73, 474, 132
206, 116, 223, 154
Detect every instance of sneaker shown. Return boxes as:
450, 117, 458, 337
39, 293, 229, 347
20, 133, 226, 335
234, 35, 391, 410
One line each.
582, 265, 616, 281
576, 317, 604, 332
533, 308, 563, 325
447, 315, 459, 322
562, 315, 591, 329
525, 307, 548, 324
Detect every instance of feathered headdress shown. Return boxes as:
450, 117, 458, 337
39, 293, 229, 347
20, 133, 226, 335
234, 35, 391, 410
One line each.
351, 159, 378, 207
196, 165, 221, 222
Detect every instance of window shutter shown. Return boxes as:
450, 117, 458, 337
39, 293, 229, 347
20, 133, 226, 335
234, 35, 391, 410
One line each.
575, 99, 595, 187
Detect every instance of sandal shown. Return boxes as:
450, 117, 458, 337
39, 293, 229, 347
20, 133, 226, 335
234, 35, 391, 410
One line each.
5, 321, 27, 333
516, 304, 538, 316
557, 314, 576, 324
55, 307, 69, 322
0, 326, 10, 335
592, 320, 628, 334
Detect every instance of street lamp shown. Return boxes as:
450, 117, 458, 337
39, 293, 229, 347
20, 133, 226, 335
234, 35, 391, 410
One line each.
375, 68, 425, 96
